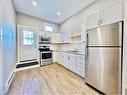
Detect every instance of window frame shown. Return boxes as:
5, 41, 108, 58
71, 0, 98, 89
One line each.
45, 25, 54, 32
23, 30, 34, 46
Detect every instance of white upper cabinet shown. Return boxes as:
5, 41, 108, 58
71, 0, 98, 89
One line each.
51, 33, 63, 43
86, 11, 100, 29
51, 32, 71, 44
86, 0, 123, 30
101, 0, 123, 25
60, 32, 71, 43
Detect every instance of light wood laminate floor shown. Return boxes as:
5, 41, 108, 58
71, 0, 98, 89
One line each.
7, 63, 99, 95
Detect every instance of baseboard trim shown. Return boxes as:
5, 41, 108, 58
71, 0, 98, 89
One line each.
15, 64, 40, 72
4, 71, 15, 93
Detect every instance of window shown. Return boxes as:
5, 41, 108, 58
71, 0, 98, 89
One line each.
23, 30, 34, 45
45, 25, 54, 32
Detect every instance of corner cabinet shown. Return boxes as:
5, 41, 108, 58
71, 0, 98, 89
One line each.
86, 0, 123, 30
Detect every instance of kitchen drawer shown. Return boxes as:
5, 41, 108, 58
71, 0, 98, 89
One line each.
77, 67, 85, 78
77, 56, 85, 69
77, 61, 85, 67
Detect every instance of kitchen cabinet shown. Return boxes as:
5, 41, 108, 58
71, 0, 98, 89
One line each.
76, 55, 85, 78
87, 11, 100, 29
55, 52, 62, 64
51, 32, 71, 44
63, 53, 69, 68
86, 0, 123, 30
101, 1, 123, 25
58, 52, 64, 65
53, 52, 59, 62
54, 51, 85, 78
68, 54, 77, 73
51, 33, 63, 43
61, 32, 71, 43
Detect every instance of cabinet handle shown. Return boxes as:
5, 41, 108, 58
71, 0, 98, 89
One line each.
85, 34, 89, 60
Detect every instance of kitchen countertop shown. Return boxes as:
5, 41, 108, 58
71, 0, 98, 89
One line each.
53, 50, 85, 56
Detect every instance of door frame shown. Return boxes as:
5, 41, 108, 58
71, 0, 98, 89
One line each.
17, 25, 39, 64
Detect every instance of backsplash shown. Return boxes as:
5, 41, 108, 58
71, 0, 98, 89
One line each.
57, 43, 85, 52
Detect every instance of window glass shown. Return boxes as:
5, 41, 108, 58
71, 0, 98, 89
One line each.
45, 26, 54, 32
23, 30, 34, 45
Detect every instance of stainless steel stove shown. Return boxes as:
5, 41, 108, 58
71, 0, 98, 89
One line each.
38, 46, 53, 66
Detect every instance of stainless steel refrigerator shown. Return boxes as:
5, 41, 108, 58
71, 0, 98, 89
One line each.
85, 21, 123, 94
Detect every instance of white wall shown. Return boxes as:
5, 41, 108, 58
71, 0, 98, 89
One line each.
0, 4, 3, 93
16, 12, 60, 59
16, 12, 60, 32
0, 0, 16, 93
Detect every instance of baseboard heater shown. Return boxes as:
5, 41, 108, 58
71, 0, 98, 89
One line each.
20, 59, 37, 63
16, 61, 39, 68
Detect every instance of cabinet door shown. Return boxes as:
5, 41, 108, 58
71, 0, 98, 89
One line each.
60, 32, 71, 43
51, 33, 63, 43
60, 53, 65, 65
56, 52, 61, 64
53, 52, 57, 62
63, 53, 69, 68
86, 11, 100, 29
101, 1, 123, 25
77, 55, 85, 78
69, 54, 77, 73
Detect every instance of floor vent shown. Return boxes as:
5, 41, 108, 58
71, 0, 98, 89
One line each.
16, 61, 39, 68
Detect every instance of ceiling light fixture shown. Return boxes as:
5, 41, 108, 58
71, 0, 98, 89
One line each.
57, 11, 61, 16
32, 0, 37, 6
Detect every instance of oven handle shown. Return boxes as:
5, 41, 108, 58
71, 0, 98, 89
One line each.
41, 52, 52, 53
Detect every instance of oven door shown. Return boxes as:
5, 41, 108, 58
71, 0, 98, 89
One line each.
41, 51, 52, 60
40, 51, 52, 66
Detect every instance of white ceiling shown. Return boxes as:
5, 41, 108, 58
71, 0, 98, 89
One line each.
12, 0, 95, 24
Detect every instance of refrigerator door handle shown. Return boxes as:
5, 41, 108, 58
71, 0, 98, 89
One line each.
85, 34, 89, 60
87, 34, 89, 58
85, 47, 87, 60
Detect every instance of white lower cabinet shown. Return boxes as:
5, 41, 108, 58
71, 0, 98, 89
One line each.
62, 53, 68, 67
55, 52, 85, 78
68, 54, 77, 73
76, 55, 85, 78
56, 52, 62, 65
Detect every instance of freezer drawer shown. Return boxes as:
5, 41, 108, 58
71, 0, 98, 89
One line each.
87, 22, 122, 46
85, 47, 121, 94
